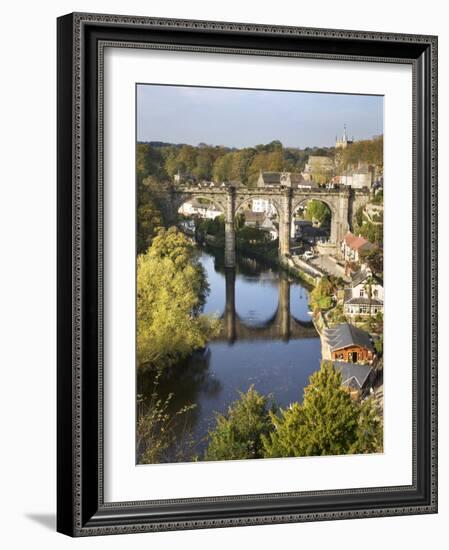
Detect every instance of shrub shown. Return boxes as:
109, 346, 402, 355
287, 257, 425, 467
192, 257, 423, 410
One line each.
205, 386, 273, 461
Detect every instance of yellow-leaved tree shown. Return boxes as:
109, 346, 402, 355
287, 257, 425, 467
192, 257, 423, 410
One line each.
137, 227, 220, 370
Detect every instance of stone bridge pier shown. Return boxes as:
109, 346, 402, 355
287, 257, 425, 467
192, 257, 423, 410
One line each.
279, 190, 292, 258
224, 188, 292, 267
278, 274, 291, 342
224, 268, 236, 343
166, 185, 371, 267
224, 189, 236, 268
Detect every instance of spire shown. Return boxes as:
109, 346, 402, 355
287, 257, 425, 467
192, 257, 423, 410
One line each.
343, 124, 347, 141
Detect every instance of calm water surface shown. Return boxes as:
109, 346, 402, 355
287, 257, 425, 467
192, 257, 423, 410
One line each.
137, 249, 322, 460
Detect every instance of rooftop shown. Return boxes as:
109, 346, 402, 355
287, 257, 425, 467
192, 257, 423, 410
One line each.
259, 171, 305, 186
351, 268, 383, 288
344, 296, 383, 306
325, 323, 374, 353
259, 171, 283, 184
333, 361, 373, 389
343, 231, 374, 251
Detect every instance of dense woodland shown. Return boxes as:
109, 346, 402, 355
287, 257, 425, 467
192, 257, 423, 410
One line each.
138, 140, 331, 186
137, 136, 383, 188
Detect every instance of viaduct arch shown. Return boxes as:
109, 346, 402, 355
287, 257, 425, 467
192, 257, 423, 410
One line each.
160, 185, 371, 268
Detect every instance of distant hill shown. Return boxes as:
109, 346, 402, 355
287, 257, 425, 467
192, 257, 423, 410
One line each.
141, 141, 237, 152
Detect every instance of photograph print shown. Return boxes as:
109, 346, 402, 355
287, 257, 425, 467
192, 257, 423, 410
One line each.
136, 84, 384, 465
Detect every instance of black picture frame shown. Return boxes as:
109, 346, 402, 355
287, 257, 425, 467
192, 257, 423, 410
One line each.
57, 12, 438, 537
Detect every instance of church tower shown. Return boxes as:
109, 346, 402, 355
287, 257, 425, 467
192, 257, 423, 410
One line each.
336, 125, 353, 149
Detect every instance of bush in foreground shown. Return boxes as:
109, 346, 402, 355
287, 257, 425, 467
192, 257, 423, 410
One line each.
205, 386, 273, 461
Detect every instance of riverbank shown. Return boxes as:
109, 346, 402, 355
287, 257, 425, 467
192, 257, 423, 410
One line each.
280, 255, 324, 287
311, 310, 332, 361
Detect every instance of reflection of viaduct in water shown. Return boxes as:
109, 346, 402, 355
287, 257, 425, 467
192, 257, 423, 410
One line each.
218, 269, 317, 344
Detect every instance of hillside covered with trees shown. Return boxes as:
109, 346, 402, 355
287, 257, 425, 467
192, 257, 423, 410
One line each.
137, 140, 337, 187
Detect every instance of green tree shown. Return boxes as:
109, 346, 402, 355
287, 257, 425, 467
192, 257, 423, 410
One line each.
192, 148, 214, 180
353, 206, 383, 248
261, 402, 306, 458
137, 227, 219, 369
304, 199, 331, 226
137, 198, 163, 254
359, 222, 383, 246
372, 190, 383, 204
247, 150, 284, 186
212, 152, 235, 182
262, 362, 377, 458
205, 386, 273, 461
197, 215, 225, 240
177, 145, 198, 173
374, 333, 383, 356
136, 143, 168, 181
350, 397, 383, 454
164, 150, 184, 178
136, 176, 168, 254
309, 276, 334, 312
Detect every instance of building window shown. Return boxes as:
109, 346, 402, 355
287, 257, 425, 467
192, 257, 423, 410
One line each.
373, 289, 379, 297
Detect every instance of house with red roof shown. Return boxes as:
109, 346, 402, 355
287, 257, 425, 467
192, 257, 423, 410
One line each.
340, 231, 375, 264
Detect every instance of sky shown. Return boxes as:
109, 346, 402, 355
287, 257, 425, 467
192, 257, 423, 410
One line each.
137, 84, 383, 149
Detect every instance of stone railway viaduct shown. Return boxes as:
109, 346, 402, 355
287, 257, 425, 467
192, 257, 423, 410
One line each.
158, 184, 371, 268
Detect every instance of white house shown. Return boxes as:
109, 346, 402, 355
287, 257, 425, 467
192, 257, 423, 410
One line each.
178, 200, 222, 219
252, 198, 276, 216
352, 167, 372, 189
343, 268, 384, 317
341, 231, 375, 264
336, 166, 372, 189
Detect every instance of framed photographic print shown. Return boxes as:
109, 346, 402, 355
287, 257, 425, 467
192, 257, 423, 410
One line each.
57, 12, 438, 536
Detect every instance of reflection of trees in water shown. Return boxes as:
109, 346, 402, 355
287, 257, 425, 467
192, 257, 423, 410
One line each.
137, 349, 222, 461
205, 244, 277, 280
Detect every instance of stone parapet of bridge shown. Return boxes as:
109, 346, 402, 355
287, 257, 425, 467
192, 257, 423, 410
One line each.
162, 185, 370, 268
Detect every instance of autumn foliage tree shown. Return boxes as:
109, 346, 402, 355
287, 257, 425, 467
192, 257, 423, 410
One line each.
309, 276, 335, 312
137, 227, 219, 369
341, 135, 383, 168
136, 141, 337, 188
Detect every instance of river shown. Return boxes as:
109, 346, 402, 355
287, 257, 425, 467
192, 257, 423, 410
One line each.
137, 247, 322, 461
